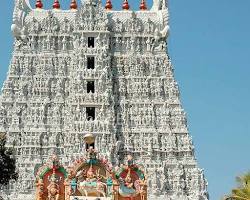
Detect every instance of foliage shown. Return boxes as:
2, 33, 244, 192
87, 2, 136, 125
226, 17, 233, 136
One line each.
0, 133, 18, 186
224, 172, 250, 200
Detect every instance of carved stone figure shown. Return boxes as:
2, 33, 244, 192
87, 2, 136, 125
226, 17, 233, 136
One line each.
151, 0, 168, 11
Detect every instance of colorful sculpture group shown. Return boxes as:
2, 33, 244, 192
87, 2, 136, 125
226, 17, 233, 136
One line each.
35, 136, 147, 200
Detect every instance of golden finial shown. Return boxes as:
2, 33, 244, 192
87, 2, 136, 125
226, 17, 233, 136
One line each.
83, 133, 95, 144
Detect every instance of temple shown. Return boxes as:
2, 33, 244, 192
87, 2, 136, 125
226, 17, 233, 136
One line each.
0, 0, 209, 200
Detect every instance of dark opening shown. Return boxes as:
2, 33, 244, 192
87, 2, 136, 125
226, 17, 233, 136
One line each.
87, 81, 95, 93
87, 57, 95, 69
86, 143, 95, 151
86, 107, 95, 120
88, 37, 95, 48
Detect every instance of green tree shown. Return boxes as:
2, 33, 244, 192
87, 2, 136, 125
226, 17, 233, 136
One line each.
0, 132, 18, 186
224, 172, 250, 200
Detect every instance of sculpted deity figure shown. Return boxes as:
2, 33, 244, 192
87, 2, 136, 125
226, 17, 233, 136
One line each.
30, 17, 40, 34
130, 37, 135, 52
47, 173, 60, 200
124, 170, 134, 189
115, 19, 123, 32
62, 36, 67, 51
73, 35, 80, 49
146, 37, 151, 52
77, 162, 107, 197
86, 166, 97, 182
36, 178, 44, 200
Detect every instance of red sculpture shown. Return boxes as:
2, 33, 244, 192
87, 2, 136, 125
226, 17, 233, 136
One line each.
53, 0, 60, 9
35, 0, 43, 9
70, 0, 77, 10
122, 0, 130, 10
105, 0, 113, 10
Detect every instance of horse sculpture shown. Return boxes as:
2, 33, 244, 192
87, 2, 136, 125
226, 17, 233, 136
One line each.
78, 180, 107, 197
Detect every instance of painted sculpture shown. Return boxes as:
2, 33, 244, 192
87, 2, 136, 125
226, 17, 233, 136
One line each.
65, 151, 113, 198
35, 155, 67, 200
114, 155, 147, 200
35, 134, 147, 200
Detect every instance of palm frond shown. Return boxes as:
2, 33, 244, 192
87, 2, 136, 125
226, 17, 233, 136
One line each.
224, 172, 250, 200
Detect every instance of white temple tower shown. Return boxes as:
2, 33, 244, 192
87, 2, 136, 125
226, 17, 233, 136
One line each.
0, 0, 209, 199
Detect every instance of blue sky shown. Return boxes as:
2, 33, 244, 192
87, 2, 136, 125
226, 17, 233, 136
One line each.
0, 1, 250, 200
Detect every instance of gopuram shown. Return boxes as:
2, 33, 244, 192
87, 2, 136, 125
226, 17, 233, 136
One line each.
0, 0, 209, 200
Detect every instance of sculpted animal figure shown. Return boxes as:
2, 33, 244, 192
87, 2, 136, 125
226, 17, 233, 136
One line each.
151, 0, 168, 11
12, 0, 32, 45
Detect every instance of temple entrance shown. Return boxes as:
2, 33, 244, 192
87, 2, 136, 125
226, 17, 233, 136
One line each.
35, 134, 148, 200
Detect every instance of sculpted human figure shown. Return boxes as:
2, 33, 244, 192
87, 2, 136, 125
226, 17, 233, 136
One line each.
30, 17, 40, 34
124, 172, 134, 189
62, 36, 67, 51
47, 174, 60, 200
73, 35, 80, 49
